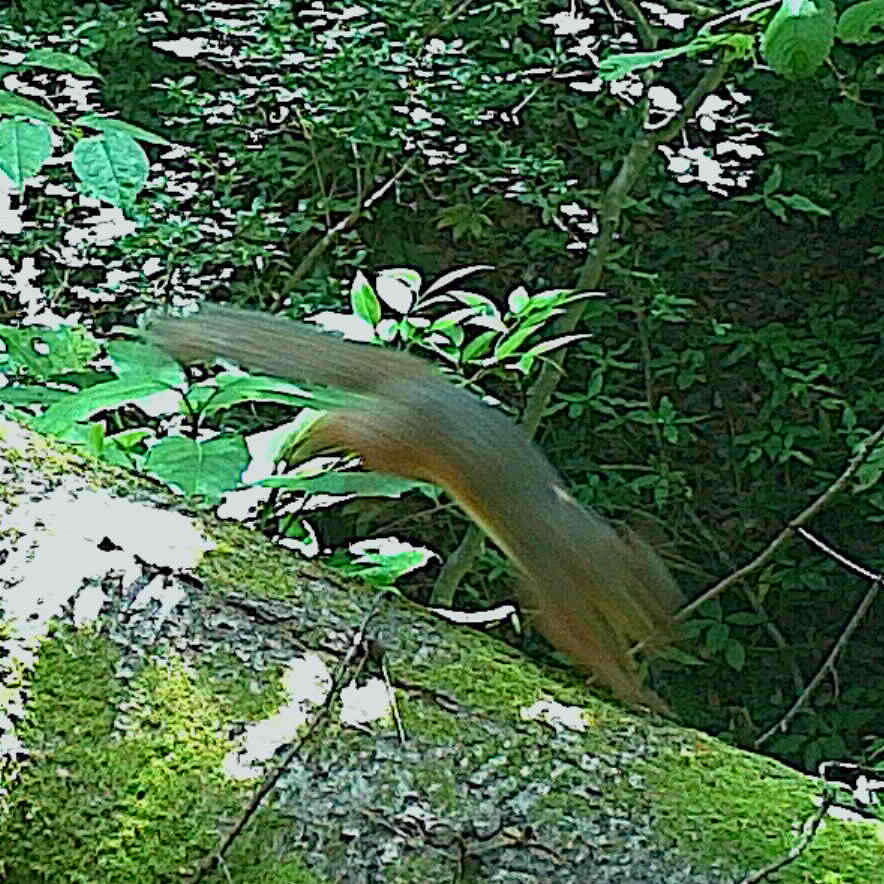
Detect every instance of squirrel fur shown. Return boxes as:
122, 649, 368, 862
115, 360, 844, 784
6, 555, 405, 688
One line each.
150, 304, 682, 711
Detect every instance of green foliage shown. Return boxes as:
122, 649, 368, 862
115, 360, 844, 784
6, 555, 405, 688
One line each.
602, 0, 882, 84
679, 599, 767, 673
733, 163, 832, 221
0, 270, 593, 581
600, 32, 756, 81
765, 686, 884, 771
837, 0, 884, 44
325, 537, 439, 589
0, 0, 882, 779
762, 0, 837, 80
0, 52, 162, 206
0, 118, 52, 185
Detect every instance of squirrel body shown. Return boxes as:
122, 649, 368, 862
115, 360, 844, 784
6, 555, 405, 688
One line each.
151, 305, 681, 710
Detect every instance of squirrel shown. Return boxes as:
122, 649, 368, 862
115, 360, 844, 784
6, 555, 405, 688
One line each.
150, 304, 683, 711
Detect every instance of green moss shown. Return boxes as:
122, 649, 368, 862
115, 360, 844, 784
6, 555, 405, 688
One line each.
193, 650, 287, 723
648, 735, 884, 882
0, 630, 270, 883
4, 426, 881, 882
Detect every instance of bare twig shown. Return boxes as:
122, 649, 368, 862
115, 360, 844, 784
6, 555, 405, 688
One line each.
755, 576, 880, 748
681, 507, 806, 695
678, 421, 884, 619
737, 794, 832, 883
191, 594, 388, 882
270, 157, 415, 310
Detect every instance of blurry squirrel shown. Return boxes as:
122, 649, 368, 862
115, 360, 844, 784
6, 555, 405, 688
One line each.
150, 304, 682, 711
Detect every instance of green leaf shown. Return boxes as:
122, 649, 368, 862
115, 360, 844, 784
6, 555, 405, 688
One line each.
21, 49, 102, 79
71, 131, 149, 207
762, 0, 836, 79
0, 89, 60, 123
495, 322, 543, 358
777, 193, 831, 215
837, 0, 884, 44
145, 434, 250, 504
705, 621, 730, 652
0, 119, 52, 188
350, 271, 382, 325
75, 115, 169, 144
259, 471, 426, 498
725, 612, 767, 626
34, 377, 173, 436
725, 639, 746, 671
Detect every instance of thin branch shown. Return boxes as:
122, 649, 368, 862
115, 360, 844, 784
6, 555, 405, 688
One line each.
755, 577, 880, 748
678, 421, 884, 619
682, 507, 806, 695
439, 53, 733, 602
270, 157, 415, 311
191, 594, 388, 882
737, 794, 832, 884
